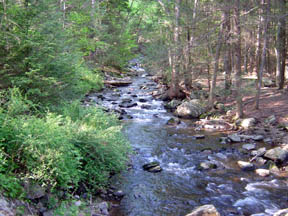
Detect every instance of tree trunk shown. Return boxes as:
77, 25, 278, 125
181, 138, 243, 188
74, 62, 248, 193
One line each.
276, 0, 286, 89
224, 7, 232, 90
183, 0, 198, 91
169, 0, 183, 99
234, 0, 243, 118
255, 0, 270, 109
208, 19, 223, 107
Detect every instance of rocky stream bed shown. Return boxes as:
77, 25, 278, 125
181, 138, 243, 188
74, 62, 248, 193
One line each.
83, 62, 288, 216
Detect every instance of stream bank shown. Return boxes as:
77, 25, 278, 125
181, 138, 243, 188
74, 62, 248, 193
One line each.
85, 62, 288, 216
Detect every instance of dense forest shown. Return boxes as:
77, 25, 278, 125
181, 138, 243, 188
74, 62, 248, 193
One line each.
0, 0, 287, 215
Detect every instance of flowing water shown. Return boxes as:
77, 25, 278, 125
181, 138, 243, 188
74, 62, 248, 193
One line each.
89, 64, 288, 216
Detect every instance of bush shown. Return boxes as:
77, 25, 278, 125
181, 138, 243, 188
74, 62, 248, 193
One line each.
0, 89, 129, 195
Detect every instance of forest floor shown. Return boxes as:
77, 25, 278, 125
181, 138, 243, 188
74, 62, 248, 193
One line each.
198, 75, 288, 125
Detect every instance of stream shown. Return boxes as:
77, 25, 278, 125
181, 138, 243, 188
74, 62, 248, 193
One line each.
88, 63, 288, 216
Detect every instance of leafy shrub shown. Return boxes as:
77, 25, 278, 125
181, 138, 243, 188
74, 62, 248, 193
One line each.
0, 90, 129, 195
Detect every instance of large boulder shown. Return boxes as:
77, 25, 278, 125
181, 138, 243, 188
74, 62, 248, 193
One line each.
185, 204, 220, 216
175, 99, 206, 118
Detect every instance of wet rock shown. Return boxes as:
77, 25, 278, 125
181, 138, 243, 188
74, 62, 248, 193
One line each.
251, 135, 264, 141
175, 99, 205, 119
236, 118, 256, 129
93, 202, 109, 216
139, 98, 148, 103
24, 182, 46, 200
264, 147, 288, 164
119, 102, 137, 108
242, 143, 256, 151
114, 190, 125, 198
237, 161, 255, 171
166, 118, 181, 126
121, 98, 132, 103
193, 134, 205, 139
141, 104, 152, 109
263, 138, 273, 144
265, 115, 277, 125
143, 161, 162, 173
228, 134, 241, 142
164, 99, 182, 110
185, 204, 220, 216
197, 162, 217, 171
219, 137, 229, 144
274, 208, 288, 216
0, 197, 14, 216
233, 197, 265, 215
251, 147, 266, 157
255, 169, 270, 177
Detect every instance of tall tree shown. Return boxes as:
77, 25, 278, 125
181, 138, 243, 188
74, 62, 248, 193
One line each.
275, 0, 286, 89
233, 0, 243, 118
168, 0, 183, 99
255, 0, 270, 109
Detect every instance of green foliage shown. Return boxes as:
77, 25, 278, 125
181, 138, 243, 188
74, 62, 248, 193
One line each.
0, 90, 129, 196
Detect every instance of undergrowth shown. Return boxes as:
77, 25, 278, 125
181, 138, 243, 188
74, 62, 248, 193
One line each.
0, 88, 130, 198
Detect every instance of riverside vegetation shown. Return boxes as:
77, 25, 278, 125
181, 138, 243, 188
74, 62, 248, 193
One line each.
1, 0, 288, 215
0, 0, 133, 214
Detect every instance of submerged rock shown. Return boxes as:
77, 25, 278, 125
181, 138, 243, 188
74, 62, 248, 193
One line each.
186, 204, 220, 216
175, 99, 205, 119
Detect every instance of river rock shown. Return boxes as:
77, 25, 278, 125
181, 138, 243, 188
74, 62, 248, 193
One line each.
24, 182, 46, 200
114, 190, 125, 198
274, 208, 288, 216
175, 99, 205, 119
93, 201, 109, 215
228, 134, 241, 142
166, 118, 181, 126
139, 98, 148, 103
242, 143, 256, 151
0, 197, 14, 216
119, 102, 137, 108
185, 204, 220, 216
264, 147, 288, 163
237, 161, 255, 171
141, 104, 152, 109
233, 197, 265, 215
255, 169, 270, 177
143, 161, 162, 173
164, 99, 182, 110
197, 162, 217, 171
237, 118, 256, 129
194, 134, 205, 139
265, 115, 277, 125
